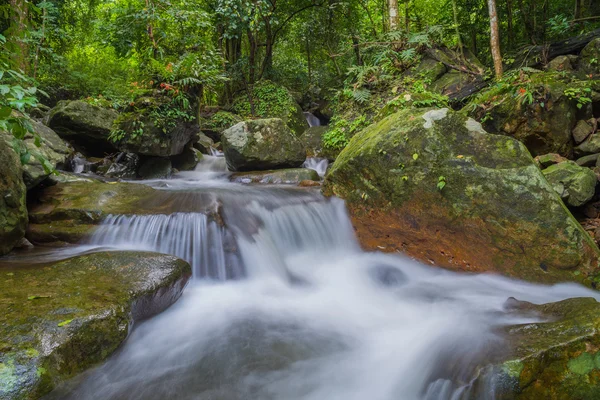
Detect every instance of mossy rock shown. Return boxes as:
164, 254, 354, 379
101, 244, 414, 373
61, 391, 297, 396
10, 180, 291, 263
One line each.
0, 251, 191, 400
230, 168, 319, 185
410, 57, 447, 82
0, 139, 28, 256
468, 72, 592, 157
232, 80, 309, 136
300, 126, 329, 158
221, 118, 306, 171
324, 107, 600, 285
1, 114, 71, 190
26, 180, 220, 245
480, 297, 600, 399
26, 181, 159, 245
542, 161, 597, 207
113, 110, 199, 158
580, 38, 600, 77
199, 111, 243, 141
47, 101, 118, 157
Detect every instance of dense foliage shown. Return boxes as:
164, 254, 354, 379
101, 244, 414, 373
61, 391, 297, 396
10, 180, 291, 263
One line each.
1, 0, 599, 141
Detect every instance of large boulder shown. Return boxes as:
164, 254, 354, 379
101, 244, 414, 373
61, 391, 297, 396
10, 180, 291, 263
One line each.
47, 100, 118, 157
232, 80, 309, 136
0, 251, 190, 400
199, 110, 243, 142
1, 116, 71, 189
479, 297, 600, 399
324, 108, 600, 285
113, 96, 199, 157
0, 139, 28, 256
469, 72, 592, 157
580, 38, 600, 77
542, 161, 597, 207
221, 119, 306, 171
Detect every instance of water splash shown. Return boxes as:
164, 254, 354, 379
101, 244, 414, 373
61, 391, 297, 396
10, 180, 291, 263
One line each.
304, 112, 321, 127
90, 213, 237, 279
47, 166, 600, 400
303, 157, 329, 178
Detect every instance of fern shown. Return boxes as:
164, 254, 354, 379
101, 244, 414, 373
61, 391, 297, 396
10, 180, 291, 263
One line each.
352, 88, 371, 104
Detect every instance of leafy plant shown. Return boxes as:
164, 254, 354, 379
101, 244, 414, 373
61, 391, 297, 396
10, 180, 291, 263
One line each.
437, 176, 446, 191
564, 87, 593, 109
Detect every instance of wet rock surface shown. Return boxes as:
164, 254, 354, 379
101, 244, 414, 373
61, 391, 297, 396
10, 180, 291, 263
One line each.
222, 118, 306, 171
324, 107, 600, 285
481, 297, 600, 399
0, 251, 191, 400
47, 101, 118, 157
230, 168, 319, 185
0, 138, 28, 256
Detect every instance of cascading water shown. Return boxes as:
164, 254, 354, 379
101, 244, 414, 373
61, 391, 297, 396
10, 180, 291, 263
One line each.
304, 111, 321, 127
47, 160, 600, 400
303, 157, 329, 178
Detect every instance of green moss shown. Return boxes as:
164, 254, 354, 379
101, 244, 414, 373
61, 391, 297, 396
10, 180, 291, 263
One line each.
232, 80, 308, 135
0, 251, 190, 400
568, 352, 596, 375
502, 360, 525, 378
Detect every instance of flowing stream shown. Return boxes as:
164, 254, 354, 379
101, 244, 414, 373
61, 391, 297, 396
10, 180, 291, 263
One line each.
46, 155, 600, 400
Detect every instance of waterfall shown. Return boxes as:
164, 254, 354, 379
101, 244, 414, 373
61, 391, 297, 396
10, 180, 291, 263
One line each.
303, 157, 329, 178
90, 213, 238, 280
304, 112, 321, 127
49, 167, 600, 400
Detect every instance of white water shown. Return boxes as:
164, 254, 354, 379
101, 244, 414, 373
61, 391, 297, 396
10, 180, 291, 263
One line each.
304, 111, 321, 127
303, 157, 329, 178
48, 167, 600, 400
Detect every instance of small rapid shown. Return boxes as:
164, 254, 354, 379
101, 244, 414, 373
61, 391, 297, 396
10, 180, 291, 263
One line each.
47, 156, 600, 400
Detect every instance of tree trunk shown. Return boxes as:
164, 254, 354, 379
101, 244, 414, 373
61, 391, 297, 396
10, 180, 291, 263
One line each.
389, 0, 399, 30
9, 0, 29, 72
506, 0, 514, 49
404, 0, 409, 33
451, 0, 464, 60
487, 0, 503, 78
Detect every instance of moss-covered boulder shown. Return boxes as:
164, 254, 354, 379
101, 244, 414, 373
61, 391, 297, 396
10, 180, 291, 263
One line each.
481, 297, 600, 399
324, 108, 600, 285
230, 168, 319, 185
411, 57, 447, 82
222, 118, 306, 171
47, 100, 118, 157
1, 116, 71, 189
0, 251, 190, 400
199, 110, 243, 141
547, 55, 574, 72
0, 139, 28, 256
112, 96, 199, 157
580, 38, 600, 77
26, 180, 157, 245
542, 161, 597, 207
468, 72, 592, 157
232, 80, 309, 136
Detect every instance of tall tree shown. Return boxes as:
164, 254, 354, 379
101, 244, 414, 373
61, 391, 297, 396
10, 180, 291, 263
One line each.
389, 0, 399, 30
487, 0, 503, 78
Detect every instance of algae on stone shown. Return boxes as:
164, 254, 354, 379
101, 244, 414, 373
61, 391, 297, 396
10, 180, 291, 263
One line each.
0, 138, 28, 256
542, 161, 597, 207
324, 107, 600, 285
0, 251, 191, 400
221, 118, 306, 171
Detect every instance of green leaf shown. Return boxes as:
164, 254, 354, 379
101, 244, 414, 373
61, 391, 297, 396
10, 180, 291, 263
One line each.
28, 295, 51, 300
58, 319, 73, 327
412, 153, 419, 160
0, 106, 11, 118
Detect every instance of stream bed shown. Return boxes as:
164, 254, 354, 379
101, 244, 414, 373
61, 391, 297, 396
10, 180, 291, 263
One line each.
20, 158, 600, 400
